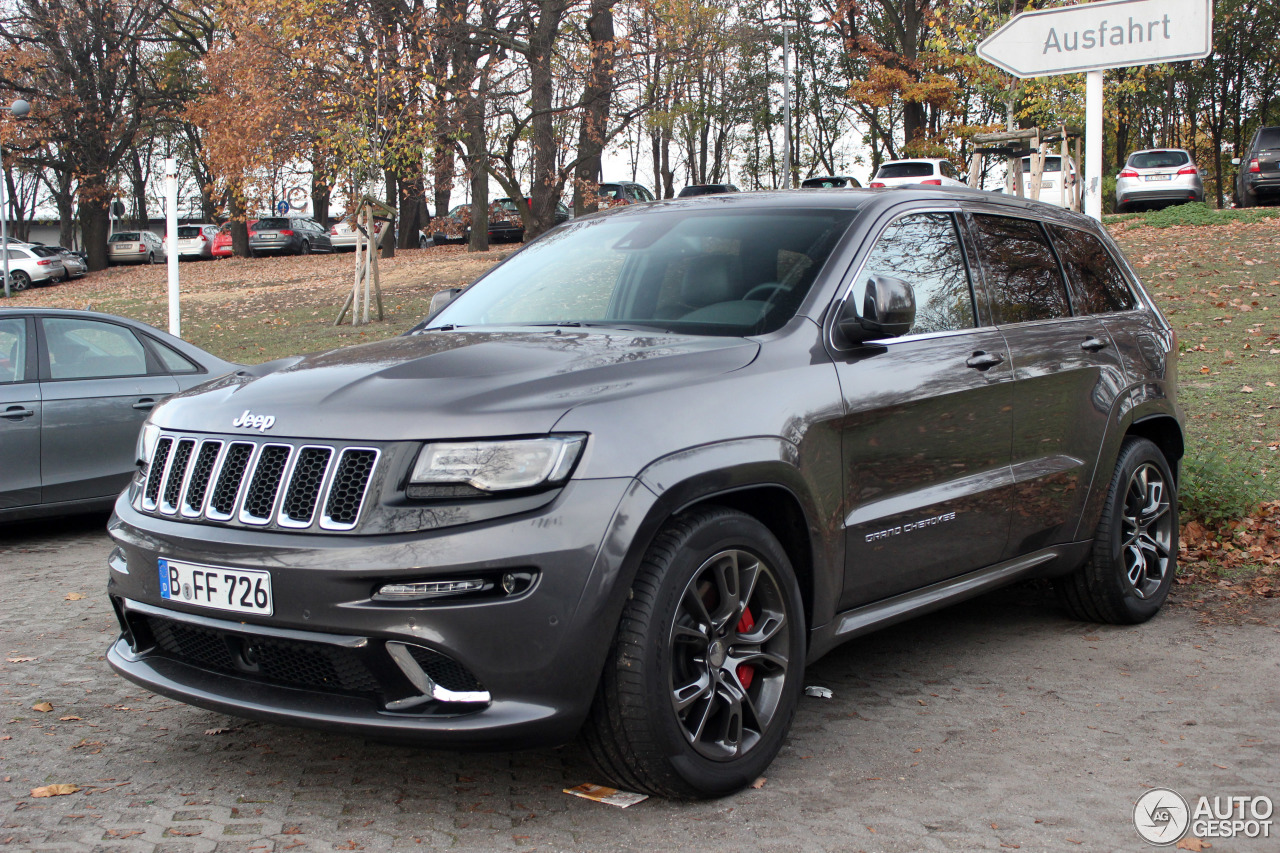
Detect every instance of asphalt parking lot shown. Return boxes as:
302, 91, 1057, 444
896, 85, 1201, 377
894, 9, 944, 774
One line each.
2, 514, 1277, 852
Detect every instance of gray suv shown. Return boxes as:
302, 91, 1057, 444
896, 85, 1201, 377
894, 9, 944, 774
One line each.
107, 189, 1182, 799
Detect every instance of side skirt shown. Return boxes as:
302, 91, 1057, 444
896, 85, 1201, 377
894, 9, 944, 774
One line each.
807, 541, 1091, 663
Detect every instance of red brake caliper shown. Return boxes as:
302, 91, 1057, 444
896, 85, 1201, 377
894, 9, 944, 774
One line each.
735, 607, 756, 689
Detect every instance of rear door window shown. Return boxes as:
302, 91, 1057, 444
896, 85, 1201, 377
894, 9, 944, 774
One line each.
857, 212, 976, 335
1047, 225, 1137, 314
970, 214, 1071, 324
0, 318, 26, 383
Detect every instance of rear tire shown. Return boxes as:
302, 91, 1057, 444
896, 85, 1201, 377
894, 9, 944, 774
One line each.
9, 270, 30, 291
1055, 437, 1177, 624
299, 240, 311, 255
583, 506, 805, 799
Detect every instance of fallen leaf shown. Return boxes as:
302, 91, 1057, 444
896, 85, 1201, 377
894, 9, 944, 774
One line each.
30, 784, 79, 798
32, 702, 53, 713
1242, 386, 1254, 393
59, 716, 81, 722
6, 657, 35, 663
1176, 838, 1210, 851
65, 592, 85, 601
750, 776, 767, 789
204, 727, 232, 736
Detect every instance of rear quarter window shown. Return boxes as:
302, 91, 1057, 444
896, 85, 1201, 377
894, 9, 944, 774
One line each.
1047, 225, 1137, 314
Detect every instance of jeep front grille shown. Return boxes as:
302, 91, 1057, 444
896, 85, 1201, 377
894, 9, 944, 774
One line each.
139, 433, 379, 533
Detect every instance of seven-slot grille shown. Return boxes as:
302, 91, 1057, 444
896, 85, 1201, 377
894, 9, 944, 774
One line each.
140, 434, 378, 532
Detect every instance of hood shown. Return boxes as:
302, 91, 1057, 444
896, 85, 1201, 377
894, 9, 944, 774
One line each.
154, 329, 759, 441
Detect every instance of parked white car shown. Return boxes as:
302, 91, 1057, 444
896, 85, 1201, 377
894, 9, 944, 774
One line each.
869, 159, 966, 188
1019, 154, 1078, 208
329, 216, 387, 251
108, 231, 166, 265
2, 244, 67, 290
170, 224, 220, 260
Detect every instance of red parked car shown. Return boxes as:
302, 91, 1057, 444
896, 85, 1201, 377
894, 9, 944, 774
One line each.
211, 225, 233, 258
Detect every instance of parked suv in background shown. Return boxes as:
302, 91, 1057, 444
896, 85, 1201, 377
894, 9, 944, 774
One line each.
869, 159, 965, 188
249, 217, 333, 255
1116, 149, 1204, 211
1233, 126, 1280, 207
108, 188, 1182, 799
597, 181, 654, 204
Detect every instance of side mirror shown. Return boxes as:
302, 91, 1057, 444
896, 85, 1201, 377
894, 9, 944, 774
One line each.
837, 275, 916, 345
1231, 157, 1241, 166
428, 287, 461, 317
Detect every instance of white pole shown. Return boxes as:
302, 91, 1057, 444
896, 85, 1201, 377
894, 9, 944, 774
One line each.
165, 157, 180, 336
1, 149, 9, 299
1084, 70, 1104, 221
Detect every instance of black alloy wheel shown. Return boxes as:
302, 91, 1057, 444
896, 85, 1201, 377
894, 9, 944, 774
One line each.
584, 506, 805, 798
1055, 437, 1178, 624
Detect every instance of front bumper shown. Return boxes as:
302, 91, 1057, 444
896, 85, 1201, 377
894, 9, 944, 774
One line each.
106, 476, 653, 748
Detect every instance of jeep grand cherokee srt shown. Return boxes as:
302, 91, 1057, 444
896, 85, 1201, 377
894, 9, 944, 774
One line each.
107, 188, 1182, 799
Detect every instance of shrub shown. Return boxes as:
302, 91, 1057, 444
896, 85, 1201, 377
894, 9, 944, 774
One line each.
1179, 443, 1273, 526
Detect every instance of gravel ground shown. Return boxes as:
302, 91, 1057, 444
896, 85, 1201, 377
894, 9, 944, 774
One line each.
1, 514, 1277, 852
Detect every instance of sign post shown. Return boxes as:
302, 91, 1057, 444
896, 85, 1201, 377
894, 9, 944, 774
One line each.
977, 0, 1212, 220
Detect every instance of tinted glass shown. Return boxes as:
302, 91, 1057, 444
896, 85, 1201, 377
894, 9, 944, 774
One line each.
1256, 127, 1280, 149
1128, 150, 1190, 169
177, 226, 203, 238
110, 232, 141, 242
971, 214, 1070, 324
859, 213, 975, 335
4, 247, 31, 259
598, 184, 624, 199
426, 208, 859, 336
1048, 225, 1136, 314
877, 162, 934, 179
31, 246, 61, 258
1022, 156, 1064, 172
0, 318, 25, 383
150, 338, 200, 373
256, 218, 289, 229
43, 318, 148, 379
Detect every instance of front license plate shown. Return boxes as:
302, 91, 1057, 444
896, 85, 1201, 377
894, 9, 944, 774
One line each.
1145, 174, 1172, 181
158, 559, 273, 616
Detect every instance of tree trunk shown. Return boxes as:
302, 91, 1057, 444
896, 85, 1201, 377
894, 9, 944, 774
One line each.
397, 173, 426, 249
527, 1, 569, 240
381, 171, 395, 259
229, 186, 251, 257
129, 149, 148, 228
52, 168, 76, 249
467, 92, 489, 253
572, 0, 617, 216
79, 194, 111, 272
311, 165, 331, 227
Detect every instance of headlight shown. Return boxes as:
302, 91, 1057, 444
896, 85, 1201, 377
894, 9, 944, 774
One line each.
137, 421, 161, 467
408, 435, 586, 494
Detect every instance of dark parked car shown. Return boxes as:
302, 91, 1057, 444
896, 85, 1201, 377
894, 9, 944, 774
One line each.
1233, 125, 1280, 207
0, 309, 238, 521
678, 184, 740, 197
107, 189, 1181, 799
801, 175, 863, 188
597, 180, 655, 204
430, 199, 570, 245
249, 217, 334, 255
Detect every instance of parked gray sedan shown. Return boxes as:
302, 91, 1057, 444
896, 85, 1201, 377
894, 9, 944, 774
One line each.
0, 309, 239, 521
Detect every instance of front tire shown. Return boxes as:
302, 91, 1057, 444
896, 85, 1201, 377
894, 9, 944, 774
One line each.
1055, 437, 1178, 624
584, 506, 805, 798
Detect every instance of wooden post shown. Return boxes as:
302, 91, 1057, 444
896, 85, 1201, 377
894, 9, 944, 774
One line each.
968, 152, 982, 189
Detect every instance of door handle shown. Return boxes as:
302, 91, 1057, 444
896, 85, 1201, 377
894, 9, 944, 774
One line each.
965, 351, 1004, 370
132, 397, 157, 411
1080, 337, 1109, 352
2, 405, 34, 420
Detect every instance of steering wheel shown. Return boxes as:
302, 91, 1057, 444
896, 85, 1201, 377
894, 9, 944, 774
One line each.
743, 283, 787, 301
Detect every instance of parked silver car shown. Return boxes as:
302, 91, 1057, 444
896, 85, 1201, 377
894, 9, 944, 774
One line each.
1116, 149, 1204, 212
48, 246, 88, 279
0, 308, 239, 521
109, 230, 167, 265
171, 224, 220, 260
3, 244, 67, 290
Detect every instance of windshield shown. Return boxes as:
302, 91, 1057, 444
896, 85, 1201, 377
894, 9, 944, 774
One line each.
1127, 151, 1189, 169
876, 162, 934, 179
422, 208, 860, 337
110, 232, 141, 242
